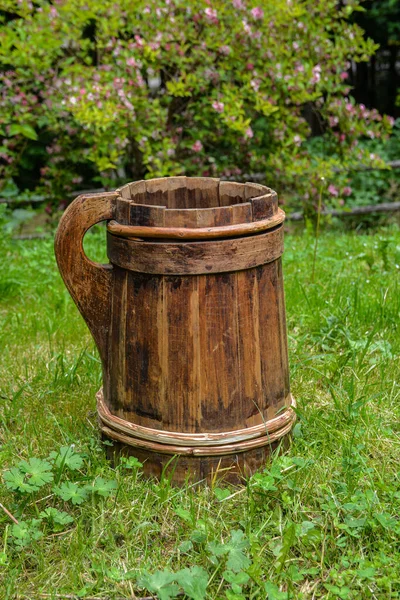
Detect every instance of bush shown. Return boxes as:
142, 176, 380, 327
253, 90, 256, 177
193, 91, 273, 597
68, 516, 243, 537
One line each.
0, 0, 394, 210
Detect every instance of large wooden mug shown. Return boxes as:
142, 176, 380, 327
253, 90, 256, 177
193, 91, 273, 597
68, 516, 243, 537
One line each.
55, 177, 295, 484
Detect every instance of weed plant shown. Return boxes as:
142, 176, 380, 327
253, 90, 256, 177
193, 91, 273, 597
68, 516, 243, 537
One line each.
0, 224, 399, 599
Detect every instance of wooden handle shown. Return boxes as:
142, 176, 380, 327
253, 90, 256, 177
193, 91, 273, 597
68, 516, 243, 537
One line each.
54, 192, 118, 364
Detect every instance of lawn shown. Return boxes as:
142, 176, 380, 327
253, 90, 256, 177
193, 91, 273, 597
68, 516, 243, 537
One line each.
0, 224, 400, 599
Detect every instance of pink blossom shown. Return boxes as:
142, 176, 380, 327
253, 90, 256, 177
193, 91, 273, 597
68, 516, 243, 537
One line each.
245, 127, 254, 139
250, 7, 264, 20
370, 153, 376, 160
328, 184, 338, 197
143, 5, 151, 13
126, 57, 137, 67
293, 134, 302, 146
212, 101, 224, 113
233, 0, 245, 8
250, 79, 260, 92
242, 19, 252, 35
340, 72, 348, 80
367, 130, 375, 139
293, 42, 299, 50
192, 140, 203, 152
134, 35, 144, 47
343, 186, 352, 196
310, 64, 321, 85
219, 45, 231, 55
387, 116, 395, 126
204, 8, 218, 24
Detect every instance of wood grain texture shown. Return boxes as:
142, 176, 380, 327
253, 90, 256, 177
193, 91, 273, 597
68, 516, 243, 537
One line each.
105, 435, 291, 485
55, 178, 293, 485
54, 191, 118, 365
107, 225, 284, 275
106, 209, 284, 240
97, 389, 294, 445
219, 181, 246, 206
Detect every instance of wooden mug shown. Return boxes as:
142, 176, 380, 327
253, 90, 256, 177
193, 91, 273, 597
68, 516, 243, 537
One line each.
55, 177, 295, 484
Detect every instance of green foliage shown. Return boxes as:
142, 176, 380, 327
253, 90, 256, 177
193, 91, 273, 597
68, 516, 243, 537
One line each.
137, 566, 208, 600
353, 0, 400, 47
137, 570, 180, 600
1, 227, 400, 597
176, 566, 208, 600
304, 118, 400, 219
0, 0, 393, 209
119, 455, 143, 470
3, 458, 53, 493
39, 508, 74, 531
207, 530, 251, 573
89, 477, 117, 498
53, 481, 89, 505
48, 445, 84, 472
10, 519, 43, 548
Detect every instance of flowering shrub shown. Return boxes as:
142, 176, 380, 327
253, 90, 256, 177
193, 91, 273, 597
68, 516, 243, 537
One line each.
0, 0, 394, 210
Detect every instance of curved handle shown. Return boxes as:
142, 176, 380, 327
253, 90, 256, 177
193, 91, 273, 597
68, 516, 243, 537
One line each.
54, 192, 118, 364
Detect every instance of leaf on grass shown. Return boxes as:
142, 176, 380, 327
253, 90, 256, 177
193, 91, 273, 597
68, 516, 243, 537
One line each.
207, 540, 228, 557
264, 582, 288, 600
178, 540, 193, 554
214, 487, 231, 501
48, 446, 84, 471
207, 530, 250, 573
275, 522, 296, 573
3, 458, 53, 493
374, 512, 397, 530
90, 477, 117, 497
357, 567, 376, 579
223, 570, 250, 595
324, 584, 351, 599
53, 482, 88, 505
137, 570, 180, 600
39, 507, 74, 527
3, 467, 37, 494
175, 507, 192, 523
176, 566, 208, 600
120, 456, 143, 469
10, 519, 43, 548
19, 458, 53, 488
226, 531, 251, 572
251, 473, 278, 492
190, 530, 207, 544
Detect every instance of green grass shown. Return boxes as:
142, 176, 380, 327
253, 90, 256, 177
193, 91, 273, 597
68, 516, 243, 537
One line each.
0, 224, 400, 599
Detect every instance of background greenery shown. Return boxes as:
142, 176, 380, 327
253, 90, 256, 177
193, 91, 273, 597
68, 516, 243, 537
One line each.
0, 0, 398, 217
